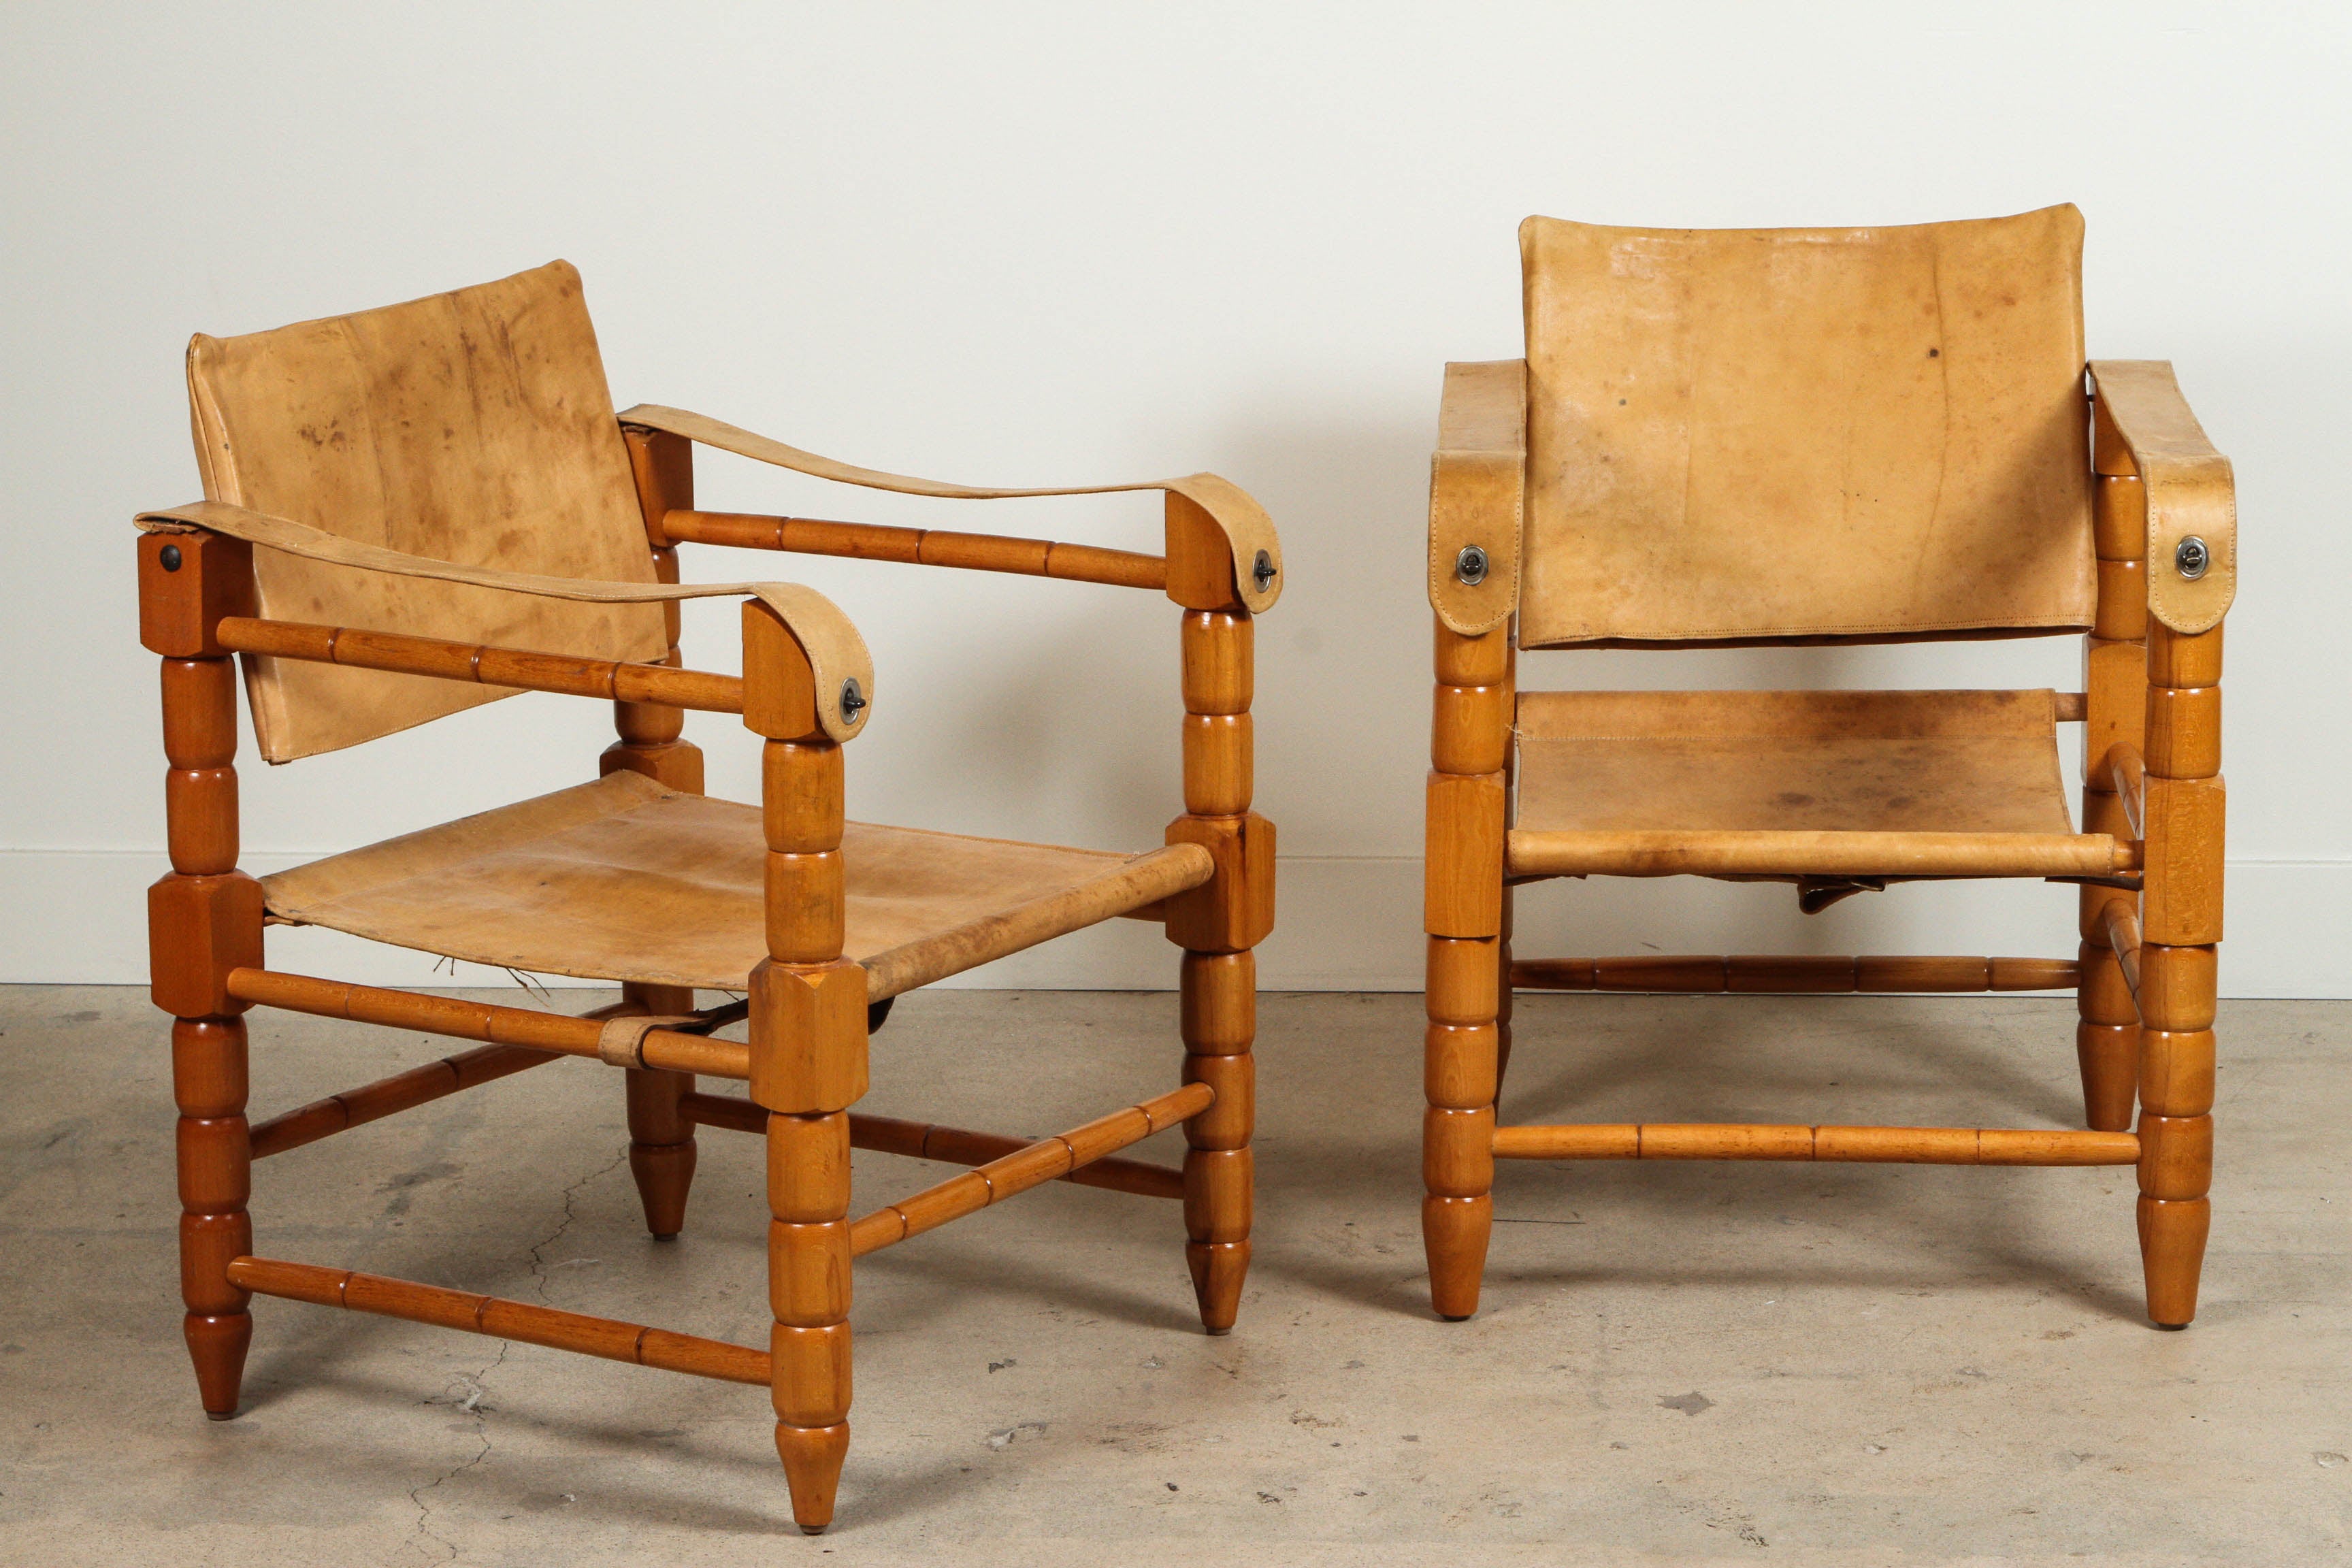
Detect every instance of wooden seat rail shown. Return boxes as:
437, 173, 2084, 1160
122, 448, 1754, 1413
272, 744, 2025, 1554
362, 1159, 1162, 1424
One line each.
1493, 1123, 2141, 1164
1510, 956, 2080, 994
225, 968, 752, 1080
660, 510, 1168, 592
849, 1082, 1213, 1256
225, 1257, 769, 1385
677, 1093, 1186, 1200
214, 617, 745, 714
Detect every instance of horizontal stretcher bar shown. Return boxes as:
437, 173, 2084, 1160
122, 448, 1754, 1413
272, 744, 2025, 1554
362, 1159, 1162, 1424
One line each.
248, 998, 649, 1159
1505, 830, 2137, 879
1510, 956, 2078, 994
678, 1094, 1186, 1200
226, 968, 751, 1081
1492, 1122, 2141, 1165
661, 510, 1168, 592
227, 1257, 769, 1384
850, 1081, 1212, 1256
216, 617, 745, 713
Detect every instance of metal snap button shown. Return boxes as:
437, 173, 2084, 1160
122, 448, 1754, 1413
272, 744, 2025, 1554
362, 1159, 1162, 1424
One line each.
839, 677, 867, 722
1252, 549, 1276, 591
2174, 536, 2210, 580
1455, 544, 1489, 586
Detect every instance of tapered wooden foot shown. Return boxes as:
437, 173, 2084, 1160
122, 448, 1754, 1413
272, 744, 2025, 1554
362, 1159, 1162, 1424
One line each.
184, 1310, 251, 1418
776, 1420, 849, 1533
2076, 1022, 2138, 1132
1424, 1194, 1492, 1320
1186, 1240, 1250, 1334
2138, 1196, 2210, 1328
627, 1139, 697, 1240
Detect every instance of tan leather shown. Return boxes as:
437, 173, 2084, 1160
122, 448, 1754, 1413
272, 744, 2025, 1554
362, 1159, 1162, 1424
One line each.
184, 262, 670, 761
1428, 360, 1526, 636
617, 404, 1284, 615
2088, 361, 2236, 634
1516, 206, 2095, 647
140, 500, 876, 743
257, 770, 1215, 1000
1509, 689, 2116, 877
597, 1014, 698, 1068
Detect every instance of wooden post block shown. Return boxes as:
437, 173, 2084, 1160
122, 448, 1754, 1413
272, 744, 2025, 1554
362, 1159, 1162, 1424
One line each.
764, 853, 847, 964
763, 740, 845, 854
1431, 683, 1511, 776
2142, 776, 2225, 945
178, 1211, 252, 1316
621, 424, 693, 550
2076, 941, 2138, 1025
175, 1116, 250, 1211
768, 1221, 853, 1325
1181, 1147, 1253, 1243
1164, 493, 1243, 610
770, 1323, 853, 1427
767, 1112, 853, 1222
749, 961, 868, 1114
2139, 1029, 2217, 1118
2145, 686, 2221, 779
2083, 636, 2147, 774
2093, 558, 2149, 640
1181, 714, 1254, 815
2139, 945, 2218, 1030
1424, 1107, 1496, 1196
2136, 1113, 2213, 1200
1179, 950, 1255, 1053
1181, 1053, 1254, 1150
1427, 936, 1501, 1024
2093, 473, 2147, 557
1425, 1024, 1499, 1111
1180, 610, 1252, 713
165, 768, 240, 875
160, 657, 239, 766
1424, 770, 1505, 938
172, 1019, 247, 1117
1162, 812, 1275, 953
1434, 621, 1511, 687
742, 602, 821, 740
148, 872, 264, 1018
2147, 622, 2223, 688
139, 532, 255, 657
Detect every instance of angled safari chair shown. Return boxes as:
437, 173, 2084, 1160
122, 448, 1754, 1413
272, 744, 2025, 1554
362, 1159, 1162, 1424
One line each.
139, 261, 1279, 1533
1421, 205, 2234, 1328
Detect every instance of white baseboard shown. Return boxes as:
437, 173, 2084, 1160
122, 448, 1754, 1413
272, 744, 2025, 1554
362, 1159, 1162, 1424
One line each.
1, 849, 2340, 996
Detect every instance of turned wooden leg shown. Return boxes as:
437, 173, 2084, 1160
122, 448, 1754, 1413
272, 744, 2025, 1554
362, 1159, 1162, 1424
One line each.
1181, 951, 1254, 1333
623, 984, 698, 1240
2137, 619, 2224, 1328
1493, 887, 1515, 1110
2079, 471, 2149, 1134
1423, 617, 1511, 1320
2075, 915, 2140, 1134
175, 1016, 252, 1417
745, 602, 865, 1531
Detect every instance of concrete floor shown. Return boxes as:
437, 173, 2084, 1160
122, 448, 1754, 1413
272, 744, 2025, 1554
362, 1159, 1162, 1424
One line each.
0, 985, 2345, 1565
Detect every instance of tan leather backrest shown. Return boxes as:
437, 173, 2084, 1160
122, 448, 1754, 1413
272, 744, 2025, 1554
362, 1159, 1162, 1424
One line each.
187, 261, 668, 761
1518, 206, 2095, 647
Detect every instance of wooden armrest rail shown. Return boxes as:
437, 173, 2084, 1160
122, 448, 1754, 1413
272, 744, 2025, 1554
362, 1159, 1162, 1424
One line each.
2102, 743, 2148, 840
247, 998, 651, 1159
849, 1082, 1213, 1256
663, 510, 1168, 592
678, 1094, 1186, 1200
226, 1257, 769, 1385
2100, 900, 2144, 1002
225, 968, 752, 1081
1509, 956, 2079, 994
1492, 1123, 2141, 1164
215, 617, 744, 713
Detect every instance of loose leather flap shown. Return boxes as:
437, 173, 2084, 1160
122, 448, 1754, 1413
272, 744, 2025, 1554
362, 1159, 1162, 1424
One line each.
1428, 360, 1526, 635
618, 404, 1283, 614
138, 500, 876, 742
185, 261, 670, 761
2088, 360, 2236, 634
1517, 206, 2095, 646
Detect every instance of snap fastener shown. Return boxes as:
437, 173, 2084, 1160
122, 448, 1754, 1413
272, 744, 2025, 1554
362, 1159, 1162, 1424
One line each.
1455, 544, 1488, 586
839, 677, 867, 722
2174, 536, 2210, 580
1252, 549, 1276, 591
159, 544, 183, 571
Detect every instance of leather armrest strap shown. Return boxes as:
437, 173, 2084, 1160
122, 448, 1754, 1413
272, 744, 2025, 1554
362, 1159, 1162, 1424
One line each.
2088, 360, 2236, 634
136, 500, 876, 742
617, 404, 1281, 614
1428, 360, 1526, 636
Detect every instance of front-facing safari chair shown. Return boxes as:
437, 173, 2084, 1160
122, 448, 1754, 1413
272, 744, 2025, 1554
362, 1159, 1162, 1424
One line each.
139, 261, 1279, 1533
1421, 206, 2234, 1328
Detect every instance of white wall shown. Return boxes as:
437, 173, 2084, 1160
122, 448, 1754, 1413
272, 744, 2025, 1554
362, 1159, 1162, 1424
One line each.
3, 3, 2344, 994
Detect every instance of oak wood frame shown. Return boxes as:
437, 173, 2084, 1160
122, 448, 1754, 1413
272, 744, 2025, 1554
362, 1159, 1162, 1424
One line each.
1421, 363, 2229, 1330
143, 424, 1268, 1535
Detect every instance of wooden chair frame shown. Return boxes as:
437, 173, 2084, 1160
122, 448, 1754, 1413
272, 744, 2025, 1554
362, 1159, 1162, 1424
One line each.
1421, 358, 2232, 1329
142, 422, 1276, 1533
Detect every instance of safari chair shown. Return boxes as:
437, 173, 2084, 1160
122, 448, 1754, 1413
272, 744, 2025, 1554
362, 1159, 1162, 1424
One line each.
138, 261, 1279, 1532
1420, 206, 2234, 1328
